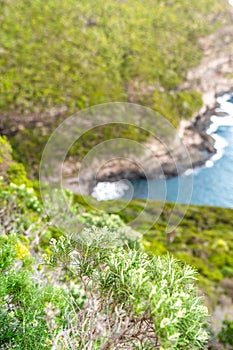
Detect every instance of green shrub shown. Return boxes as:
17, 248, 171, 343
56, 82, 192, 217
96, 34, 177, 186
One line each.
153, 90, 203, 126
6, 162, 30, 186
0, 182, 43, 214
0, 234, 69, 350
0, 136, 32, 185
0, 177, 210, 348
0, 169, 231, 348
218, 320, 233, 347
77, 210, 125, 229
45, 232, 209, 349
0, 136, 12, 176
221, 266, 233, 278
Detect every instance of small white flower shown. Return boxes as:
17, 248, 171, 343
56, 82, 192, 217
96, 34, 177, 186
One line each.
174, 298, 182, 308
32, 320, 38, 327
177, 308, 186, 318
197, 330, 208, 341
137, 267, 146, 274
161, 279, 168, 288
149, 285, 157, 298
179, 291, 189, 298
168, 332, 180, 341
160, 317, 171, 328
197, 305, 208, 315
10, 182, 17, 188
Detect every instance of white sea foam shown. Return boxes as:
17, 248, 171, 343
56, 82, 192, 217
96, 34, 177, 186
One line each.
91, 94, 233, 200
205, 93, 233, 167
205, 160, 214, 168
184, 168, 194, 176
91, 180, 130, 201
217, 94, 233, 116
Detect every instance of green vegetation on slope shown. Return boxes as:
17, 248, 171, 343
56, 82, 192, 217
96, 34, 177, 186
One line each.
0, 0, 229, 176
75, 194, 233, 310
0, 0, 225, 116
0, 135, 232, 347
0, 136, 210, 349
0, 0, 233, 346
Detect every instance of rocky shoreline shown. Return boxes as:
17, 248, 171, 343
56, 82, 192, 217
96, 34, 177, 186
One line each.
69, 19, 233, 193
62, 104, 221, 196
102, 17, 233, 181
63, 14, 233, 194
64, 95, 232, 195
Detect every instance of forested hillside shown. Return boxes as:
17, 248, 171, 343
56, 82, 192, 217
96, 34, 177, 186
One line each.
0, 0, 226, 115
0, 0, 230, 175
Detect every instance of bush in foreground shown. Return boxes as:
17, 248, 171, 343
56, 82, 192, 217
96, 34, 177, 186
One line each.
45, 231, 209, 349
0, 175, 209, 348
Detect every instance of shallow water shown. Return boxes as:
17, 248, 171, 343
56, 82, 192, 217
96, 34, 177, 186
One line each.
92, 94, 233, 208
132, 94, 233, 208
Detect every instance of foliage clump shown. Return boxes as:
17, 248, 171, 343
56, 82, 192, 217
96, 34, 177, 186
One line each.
97, 197, 233, 305
0, 176, 210, 349
0, 234, 69, 350
45, 232, 209, 349
0, 135, 30, 185
218, 320, 233, 347
0, 136, 12, 176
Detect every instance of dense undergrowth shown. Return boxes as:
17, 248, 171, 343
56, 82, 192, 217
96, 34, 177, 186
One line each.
0, 135, 232, 348
0, 135, 212, 349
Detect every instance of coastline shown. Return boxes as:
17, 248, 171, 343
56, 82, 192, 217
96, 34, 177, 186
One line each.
78, 19, 233, 193
1, 7, 233, 195
62, 100, 227, 198
83, 94, 233, 202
